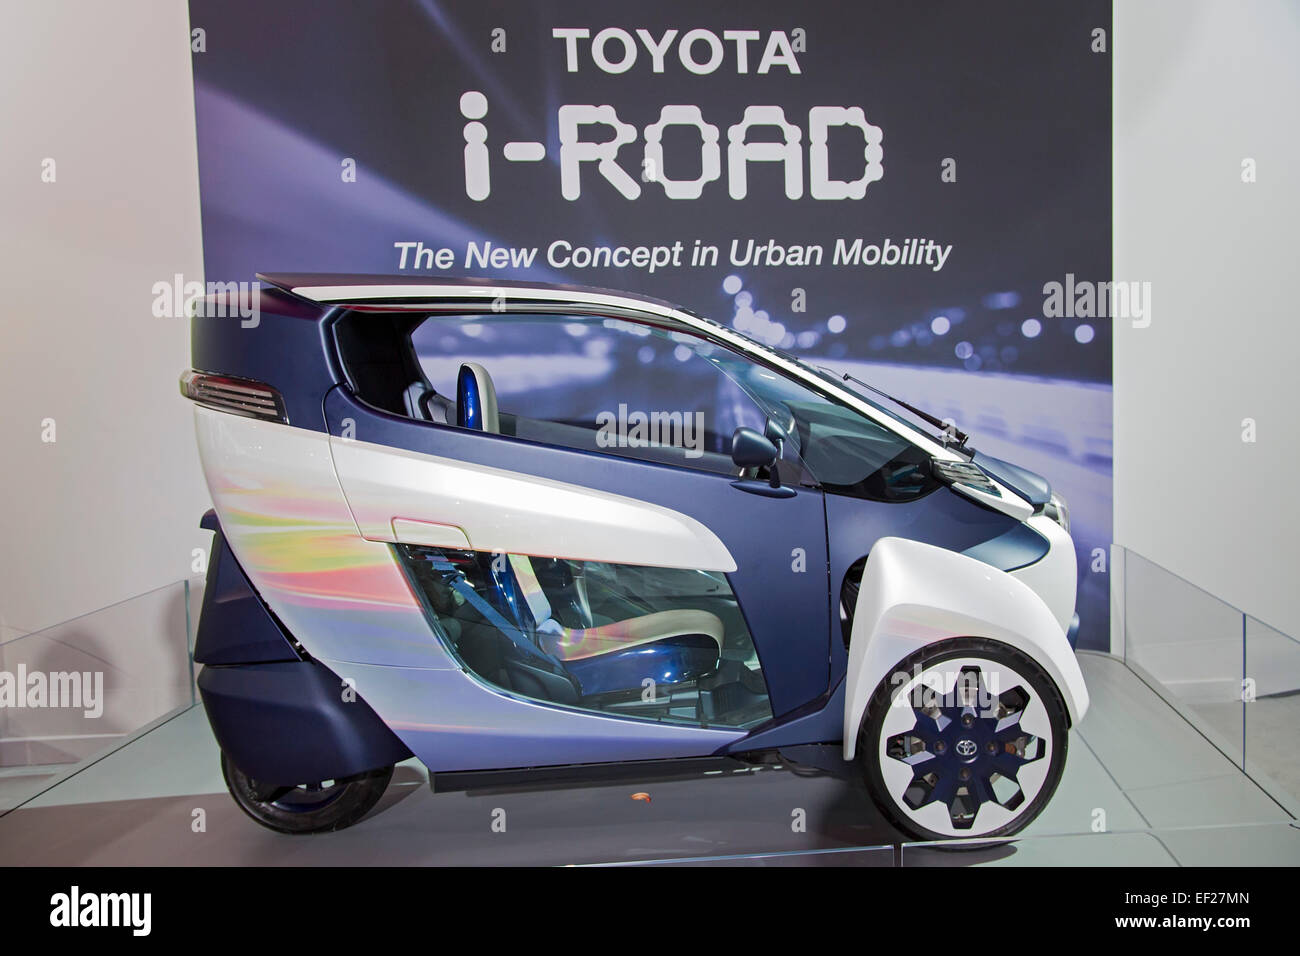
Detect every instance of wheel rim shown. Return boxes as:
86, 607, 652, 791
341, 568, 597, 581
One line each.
877, 656, 1054, 838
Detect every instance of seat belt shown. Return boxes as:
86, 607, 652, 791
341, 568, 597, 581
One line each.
428, 556, 564, 671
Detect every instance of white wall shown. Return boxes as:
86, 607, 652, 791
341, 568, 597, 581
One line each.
0, 2, 210, 635
1113, 0, 1300, 640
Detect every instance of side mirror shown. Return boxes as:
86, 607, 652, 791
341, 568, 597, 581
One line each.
762, 419, 789, 490
731, 426, 779, 469
729, 426, 796, 499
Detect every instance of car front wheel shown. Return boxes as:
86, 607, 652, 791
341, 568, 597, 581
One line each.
860, 637, 1069, 844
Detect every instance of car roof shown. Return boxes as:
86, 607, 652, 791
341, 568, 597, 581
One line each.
257, 273, 688, 317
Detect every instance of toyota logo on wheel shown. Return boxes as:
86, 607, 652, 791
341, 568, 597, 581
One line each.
955, 739, 978, 758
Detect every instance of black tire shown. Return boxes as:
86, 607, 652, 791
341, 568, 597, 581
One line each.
859, 637, 1069, 845
220, 751, 394, 835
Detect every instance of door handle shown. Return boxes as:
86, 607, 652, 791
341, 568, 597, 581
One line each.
730, 479, 796, 499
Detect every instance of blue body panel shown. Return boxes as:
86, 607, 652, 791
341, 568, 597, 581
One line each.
189, 287, 336, 430
193, 510, 300, 665
197, 659, 413, 785
725, 677, 847, 753
961, 520, 1051, 573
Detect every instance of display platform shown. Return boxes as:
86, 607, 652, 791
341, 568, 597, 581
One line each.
0, 653, 1295, 866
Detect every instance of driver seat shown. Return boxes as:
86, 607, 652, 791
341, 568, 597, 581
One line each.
507, 552, 723, 695
456, 362, 500, 433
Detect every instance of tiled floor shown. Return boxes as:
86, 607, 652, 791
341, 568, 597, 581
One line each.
0, 653, 1295, 866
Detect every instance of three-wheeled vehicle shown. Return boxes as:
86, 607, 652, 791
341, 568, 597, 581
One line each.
183, 274, 1087, 842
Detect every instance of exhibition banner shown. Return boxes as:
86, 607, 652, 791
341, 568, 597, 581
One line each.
188, 0, 1112, 648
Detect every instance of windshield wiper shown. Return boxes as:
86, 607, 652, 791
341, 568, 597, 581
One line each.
758, 342, 973, 450
820, 366, 971, 450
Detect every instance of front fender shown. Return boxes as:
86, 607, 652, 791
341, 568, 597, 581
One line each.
843, 537, 1089, 760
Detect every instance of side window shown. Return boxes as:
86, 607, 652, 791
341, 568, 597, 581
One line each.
396, 544, 773, 730
408, 314, 771, 475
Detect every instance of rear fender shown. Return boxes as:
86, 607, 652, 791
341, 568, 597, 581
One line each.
197, 659, 413, 785
843, 537, 1088, 760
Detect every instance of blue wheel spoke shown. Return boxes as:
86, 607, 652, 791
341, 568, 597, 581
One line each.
965, 773, 992, 809
994, 720, 1029, 742
990, 753, 1027, 778
926, 770, 959, 808
912, 710, 947, 737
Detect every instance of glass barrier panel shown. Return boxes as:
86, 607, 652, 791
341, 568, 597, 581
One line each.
0, 580, 195, 812
1245, 614, 1300, 807
1121, 549, 1244, 767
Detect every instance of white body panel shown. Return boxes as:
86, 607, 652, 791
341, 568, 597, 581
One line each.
1011, 513, 1078, 632
191, 407, 452, 669
328, 435, 737, 572
843, 536, 1089, 760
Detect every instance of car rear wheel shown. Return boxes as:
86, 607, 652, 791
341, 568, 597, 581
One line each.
220, 751, 394, 834
859, 637, 1068, 844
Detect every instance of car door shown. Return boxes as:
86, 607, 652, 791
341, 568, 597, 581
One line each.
320, 309, 830, 771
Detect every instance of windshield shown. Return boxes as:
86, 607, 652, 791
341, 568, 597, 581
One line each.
697, 319, 958, 448
666, 310, 958, 448
698, 346, 940, 503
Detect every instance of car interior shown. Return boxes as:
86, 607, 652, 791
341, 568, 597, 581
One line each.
398, 542, 773, 729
